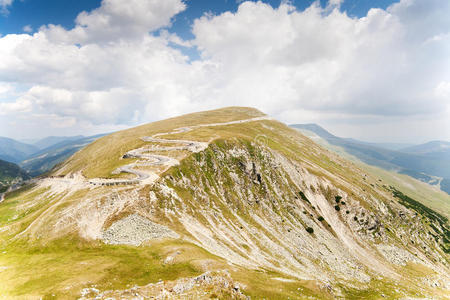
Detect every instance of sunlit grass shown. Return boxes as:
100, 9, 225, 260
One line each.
56, 107, 265, 178
1, 107, 448, 299
0, 237, 208, 298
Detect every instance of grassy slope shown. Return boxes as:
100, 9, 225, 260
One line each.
0, 107, 448, 298
297, 129, 450, 219
291, 125, 450, 194
0, 238, 206, 298
56, 107, 264, 179
0, 108, 322, 299
159, 122, 448, 297
0, 159, 29, 193
0, 187, 321, 300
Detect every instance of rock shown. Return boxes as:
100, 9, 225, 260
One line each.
102, 214, 179, 246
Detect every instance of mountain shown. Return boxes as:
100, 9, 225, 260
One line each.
0, 137, 38, 163
401, 141, 450, 154
0, 159, 29, 193
288, 124, 414, 151
351, 140, 415, 151
19, 138, 40, 145
0, 134, 104, 178
400, 141, 450, 196
292, 123, 336, 139
0, 107, 449, 299
32, 135, 85, 150
20, 134, 105, 177
291, 124, 450, 195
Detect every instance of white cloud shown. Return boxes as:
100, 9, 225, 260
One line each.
0, 0, 449, 142
159, 29, 193, 48
329, 0, 344, 5
192, 0, 450, 118
0, 98, 32, 114
0, 0, 13, 14
0, 82, 13, 96
22, 25, 32, 33
41, 0, 186, 45
435, 81, 450, 100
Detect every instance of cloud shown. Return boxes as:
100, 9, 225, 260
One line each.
0, 0, 449, 142
0, 0, 13, 14
0, 98, 32, 114
192, 0, 450, 118
435, 81, 450, 100
326, 0, 344, 11
0, 82, 13, 96
22, 25, 32, 33
41, 0, 186, 45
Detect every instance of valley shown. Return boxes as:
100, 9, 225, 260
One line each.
291, 124, 450, 196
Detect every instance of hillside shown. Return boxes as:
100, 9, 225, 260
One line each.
32, 135, 85, 150
0, 137, 38, 163
402, 141, 450, 154
0, 107, 448, 299
0, 159, 29, 194
0, 135, 102, 177
291, 126, 450, 220
291, 124, 450, 195
20, 134, 105, 177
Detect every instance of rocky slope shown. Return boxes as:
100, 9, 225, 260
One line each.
0, 107, 448, 299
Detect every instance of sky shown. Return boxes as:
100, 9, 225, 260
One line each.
0, 0, 449, 143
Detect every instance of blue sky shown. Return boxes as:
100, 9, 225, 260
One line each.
1, 0, 395, 38
0, 0, 449, 143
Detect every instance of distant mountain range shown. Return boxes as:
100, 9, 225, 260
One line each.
20, 134, 106, 176
290, 124, 450, 195
0, 137, 39, 163
0, 134, 105, 177
402, 140, 450, 155
1, 123, 449, 196
32, 135, 85, 150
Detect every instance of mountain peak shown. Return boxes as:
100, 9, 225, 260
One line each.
1, 108, 449, 299
290, 123, 337, 139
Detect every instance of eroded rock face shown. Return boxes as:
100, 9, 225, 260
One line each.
102, 214, 179, 246
376, 244, 421, 266
145, 139, 449, 288
49, 137, 447, 294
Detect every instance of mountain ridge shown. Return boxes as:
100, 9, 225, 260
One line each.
32, 135, 85, 150
0, 136, 38, 163
20, 134, 106, 177
0, 107, 448, 298
291, 123, 450, 195
401, 140, 450, 154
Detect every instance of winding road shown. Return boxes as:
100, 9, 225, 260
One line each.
88, 116, 270, 186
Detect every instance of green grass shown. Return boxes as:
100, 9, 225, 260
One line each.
56, 107, 265, 179
0, 184, 47, 226
305, 134, 450, 219
1, 107, 449, 299
390, 187, 449, 253
0, 235, 349, 300
0, 237, 208, 298
340, 280, 401, 299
